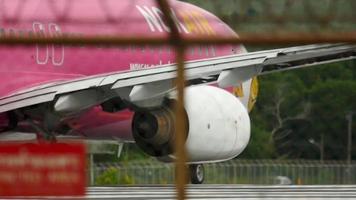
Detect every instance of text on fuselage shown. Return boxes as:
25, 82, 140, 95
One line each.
136, 5, 215, 35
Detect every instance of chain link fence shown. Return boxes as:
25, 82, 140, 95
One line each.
90, 160, 356, 185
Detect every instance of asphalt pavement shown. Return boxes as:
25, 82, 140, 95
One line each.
3, 185, 356, 200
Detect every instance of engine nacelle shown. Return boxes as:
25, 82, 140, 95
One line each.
132, 85, 251, 163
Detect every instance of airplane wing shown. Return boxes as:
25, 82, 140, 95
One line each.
0, 43, 355, 113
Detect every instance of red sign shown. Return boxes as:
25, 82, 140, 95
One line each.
0, 143, 86, 196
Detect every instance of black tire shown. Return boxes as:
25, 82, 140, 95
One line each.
190, 164, 204, 184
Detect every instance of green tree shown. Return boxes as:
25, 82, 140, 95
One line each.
308, 80, 356, 160
295, 62, 354, 87
239, 125, 276, 158
248, 61, 356, 160
252, 72, 309, 142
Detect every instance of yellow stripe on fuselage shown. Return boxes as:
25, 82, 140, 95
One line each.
247, 77, 259, 112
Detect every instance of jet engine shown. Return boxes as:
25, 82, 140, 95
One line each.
132, 85, 251, 163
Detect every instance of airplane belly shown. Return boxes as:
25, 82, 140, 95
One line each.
68, 107, 134, 142
0, 71, 83, 97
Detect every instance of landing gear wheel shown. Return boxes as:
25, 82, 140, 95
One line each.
190, 164, 204, 184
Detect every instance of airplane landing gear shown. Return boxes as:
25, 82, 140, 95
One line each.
27, 118, 57, 142
190, 164, 204, 184
13, 110, 58, 142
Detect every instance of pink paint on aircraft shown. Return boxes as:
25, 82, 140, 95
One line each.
0, 0, 244, 140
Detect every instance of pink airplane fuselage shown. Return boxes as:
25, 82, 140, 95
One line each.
0, 0, 244, 140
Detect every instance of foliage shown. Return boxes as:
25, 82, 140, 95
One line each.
95, 167, 119, 185
95, 167, 134, 185
307, 80, 356, 159
247, 60, 356, 160
94, 143, 150, 163
239, 125, 275, 159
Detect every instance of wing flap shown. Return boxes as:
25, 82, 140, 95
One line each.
262, 44, 356, 74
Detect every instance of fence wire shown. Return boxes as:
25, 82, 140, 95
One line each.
91, 160, 356, 185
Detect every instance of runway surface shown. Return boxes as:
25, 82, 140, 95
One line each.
85, 185, 356, 199
4, 185, 356, 200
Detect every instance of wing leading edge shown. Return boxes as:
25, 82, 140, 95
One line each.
0, 44, 355, 113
